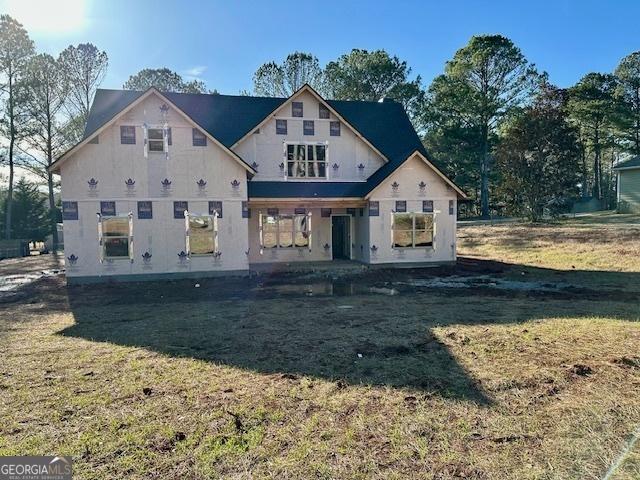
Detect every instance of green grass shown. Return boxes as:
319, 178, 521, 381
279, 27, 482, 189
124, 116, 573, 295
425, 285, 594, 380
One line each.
1, 213, 640, 479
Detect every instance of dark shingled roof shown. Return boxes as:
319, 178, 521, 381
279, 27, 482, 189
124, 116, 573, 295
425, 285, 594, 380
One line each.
81, 88, 463, 198
613, 156, 640, 170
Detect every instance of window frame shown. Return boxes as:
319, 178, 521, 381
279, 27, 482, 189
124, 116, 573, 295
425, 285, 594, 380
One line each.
259, 213, 311, 250
147, 127, 172, 152
99, 214, 133, 261
186, 212, 219, 257
284, 141, 328, 180
392, 211, 435, 249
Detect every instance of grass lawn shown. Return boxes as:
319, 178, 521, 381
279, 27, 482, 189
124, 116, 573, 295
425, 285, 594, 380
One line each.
1, 214, 640, 479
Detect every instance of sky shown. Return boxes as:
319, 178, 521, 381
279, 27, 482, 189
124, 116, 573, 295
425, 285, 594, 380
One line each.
1, 0, 639, 96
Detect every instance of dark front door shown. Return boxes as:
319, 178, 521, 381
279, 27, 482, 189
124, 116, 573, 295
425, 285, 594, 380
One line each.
331, 216, 351, 260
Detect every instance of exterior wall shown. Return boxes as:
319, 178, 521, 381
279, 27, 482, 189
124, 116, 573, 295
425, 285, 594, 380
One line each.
234, 91, 385, 182
60, 93, 249, 279
367, 155, 458, 264
617, 169, 640, 213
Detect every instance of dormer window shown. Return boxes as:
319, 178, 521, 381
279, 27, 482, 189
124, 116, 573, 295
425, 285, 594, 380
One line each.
292, 101, 303, 117
319, 104, 330, 119
148, 128, 172, 152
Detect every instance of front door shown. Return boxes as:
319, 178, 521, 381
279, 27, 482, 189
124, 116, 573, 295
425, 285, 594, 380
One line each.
331, 216, 351, 260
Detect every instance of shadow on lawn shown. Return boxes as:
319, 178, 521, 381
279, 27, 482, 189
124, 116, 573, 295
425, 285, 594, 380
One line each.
59, 259, 640, 404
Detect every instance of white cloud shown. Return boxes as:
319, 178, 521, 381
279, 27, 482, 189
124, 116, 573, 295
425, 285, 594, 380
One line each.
183, 65, 207, 79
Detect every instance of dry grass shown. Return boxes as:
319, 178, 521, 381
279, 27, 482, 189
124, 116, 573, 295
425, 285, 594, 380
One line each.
458, 214, 640, 273
1, 214, 640, 479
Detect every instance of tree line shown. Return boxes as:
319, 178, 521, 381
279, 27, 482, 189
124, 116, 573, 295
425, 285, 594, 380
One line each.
251, 42, 640, 221
2, 13, 638, 249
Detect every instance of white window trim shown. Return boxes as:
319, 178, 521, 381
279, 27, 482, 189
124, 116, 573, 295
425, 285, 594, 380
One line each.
391, 211, 436, 250
143, 123, 170, 158
259, 212, 312, 253
97, 212, 134, 262
282, 141, 330, 181
184, 210, 219, 257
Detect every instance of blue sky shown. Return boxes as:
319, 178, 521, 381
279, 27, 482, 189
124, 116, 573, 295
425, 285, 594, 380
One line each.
2, 0, 639, 94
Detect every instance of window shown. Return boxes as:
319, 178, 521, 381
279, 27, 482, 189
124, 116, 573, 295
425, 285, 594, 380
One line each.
276, 119, 287, 135
174, 201, 188, 219
423, 200, 434, 213
449, 200, 455, 215
62, 201, 78, 220
188, 215, 217, 256
303, 120, 314, 136
137, 201, 153, 219
120, 126, 136, 144
148, 128, 171, 152
208, 201, 223, 218
100, 201, 116, 216
330, 121, 341, 136
286, 144, 327, 178
101, 216, 131, 259
319, 104, 330, 119
242, 201, 251, 219
395, 200, 407, 213
88, 135, 99, 144
192, 128, 207, 146
292, 101, 303, 117
393, 212, 434, 248
260, 214, 310, 249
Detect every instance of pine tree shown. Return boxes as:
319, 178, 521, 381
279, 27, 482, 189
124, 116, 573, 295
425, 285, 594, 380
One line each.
4, 178, 51, 241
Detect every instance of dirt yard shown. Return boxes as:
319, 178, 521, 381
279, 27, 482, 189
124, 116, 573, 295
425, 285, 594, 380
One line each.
1, 214, 639, 479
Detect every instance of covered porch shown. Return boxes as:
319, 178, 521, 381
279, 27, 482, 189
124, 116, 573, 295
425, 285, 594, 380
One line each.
246, 198, 370, 265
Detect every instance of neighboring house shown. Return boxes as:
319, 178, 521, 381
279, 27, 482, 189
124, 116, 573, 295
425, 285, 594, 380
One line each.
50, 84, 466, 283
614, 156, 640, 213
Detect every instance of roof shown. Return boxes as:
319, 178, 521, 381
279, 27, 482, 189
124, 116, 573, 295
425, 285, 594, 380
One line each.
613, 156, 640, 170
75, 86, 465, 198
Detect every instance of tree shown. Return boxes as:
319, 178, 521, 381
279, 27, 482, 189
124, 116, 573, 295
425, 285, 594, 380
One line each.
496, 85, 581, 221
253, 52, 325, 97
614, 51, 640, 154
22, 53, 68, 250
429, 35, 541, 218
0, 15, 34, 239
324, 49, 423, 115
1, 178, 50, 242
123, 68, 209, 93
58, 43, 108, 142
567, 73, 619, 200
421, 75, 485, 212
